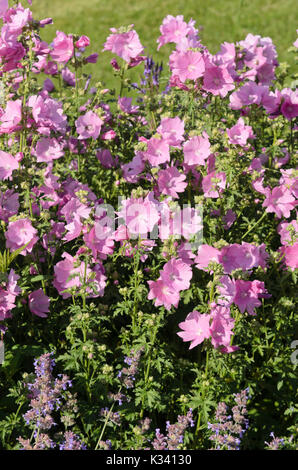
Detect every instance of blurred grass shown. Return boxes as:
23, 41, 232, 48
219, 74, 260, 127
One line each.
31, 0, 297, 88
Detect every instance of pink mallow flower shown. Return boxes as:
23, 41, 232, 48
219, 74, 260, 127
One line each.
210, 305, 238, 353
0, 151, 19, 180
262, 185, 296, 218
157, 167, 187, 198
169, 49, 205, 83
183, 133, 211, 167
160, 258, 192, 291
157, 15, 189, 50
227, 117, 255, 146
35, 137, 64, 162
203, 64, 234, 97
195, 244, 221, 271
0, 269, 21, 321
28, 289, 50, 318
5, 218, 38, 255
0, 99, 22, 134
75, 111, 103, 140
51, 30, 74, 63
177, 311, 211, 349
147, 279, 180, 311
157, 116, 185, 148
142, 137, 170, 167
202, 171, 226, 198
278, 243, 298, 271
103, 28, 144, 63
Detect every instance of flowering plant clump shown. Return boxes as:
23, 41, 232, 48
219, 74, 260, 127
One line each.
0, 1, 297, 451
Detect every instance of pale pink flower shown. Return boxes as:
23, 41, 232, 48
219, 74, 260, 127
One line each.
147, 279, 180, 311
0, 100, 22, 134
5, 218, 38, 255
183, 133, 210, 166
118, 196, 159, 237
195, 244, 221, 271
277, 220, 298, 246
262, 186, 296, 218
202, 171, 226, 198
51, 31, 74, 63
157, 167, 187, 198
0, 151, 18, 180
103, 28, 144, 63
170, 49, 205, 83
29, 94, 68, 135
0, 0, 8, 18
177, 311, 211, 349
157, 15, 189, 49
160, 258, 192, 291
28, 289, 50, 318
157, 117, 185, 148
35, 138, 64, 162
227, 117, 255, 146
210, 305, 236, 352
142, 137, 170, 167
75, 111, 103, 140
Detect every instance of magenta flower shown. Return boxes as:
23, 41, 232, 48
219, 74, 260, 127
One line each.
5, 219, 38, 255
28, 289, 50, 318
35, 138, 64, 162
177, 311, 211, 349
75, 111, 103, 140
183, 133, 211, 166
262, 186, 296, 218
147, 279, 180, 311
75, 35, 90, 49
0, 151, 19, 180
157, 167, 187, 198
170, 50, 205, 83
160, 258, 192, 291
227, 118, 255, 146
51, 31, 74, 63
103, 28, 144, 63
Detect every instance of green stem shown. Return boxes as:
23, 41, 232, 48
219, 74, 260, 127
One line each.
241, 210, 267, 241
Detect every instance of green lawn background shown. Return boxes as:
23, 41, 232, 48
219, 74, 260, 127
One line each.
31, 0, 297, 88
